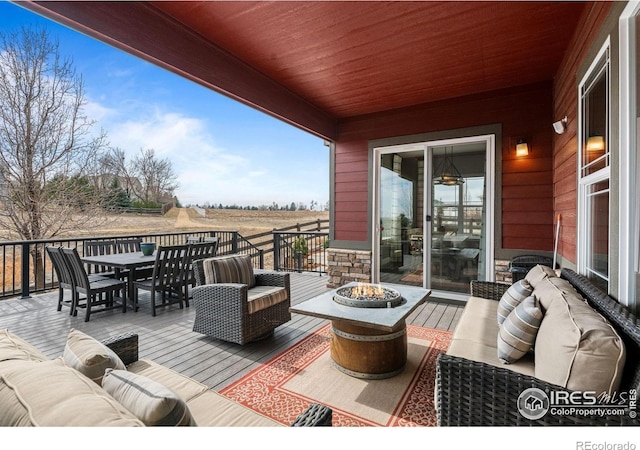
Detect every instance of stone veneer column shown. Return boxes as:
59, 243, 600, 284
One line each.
326, 248, 372, 288
494, 259, 511, 284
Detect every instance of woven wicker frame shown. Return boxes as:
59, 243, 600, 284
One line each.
437, 268, 640, 426
191, 258, 291, 345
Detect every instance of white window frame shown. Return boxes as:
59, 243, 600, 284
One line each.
577, 38, 611, 292
618, 1, 639, 307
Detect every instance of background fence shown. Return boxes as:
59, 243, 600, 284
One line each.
0, 219, 329, 300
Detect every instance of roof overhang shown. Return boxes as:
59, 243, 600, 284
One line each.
17, 1, 589, 141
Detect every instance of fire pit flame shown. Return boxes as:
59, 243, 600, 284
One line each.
333, 283, 402, 308
352, 282, 385, 300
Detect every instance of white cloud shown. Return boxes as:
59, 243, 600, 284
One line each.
90, 101, 328, 208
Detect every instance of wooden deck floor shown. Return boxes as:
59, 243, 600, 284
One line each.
0, 274, 462, 392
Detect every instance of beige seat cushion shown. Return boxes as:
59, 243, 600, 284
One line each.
62, 328, 125, 385
247, 286, 288, 314
128, 358, 282, 426
446, 339, 535, 377
0, 359, 143, 426
448, 296, 535, 376
534, 277, 626, 396
0, 329, 49, 364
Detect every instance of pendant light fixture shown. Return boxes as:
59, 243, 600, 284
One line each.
433, 147, 464, 186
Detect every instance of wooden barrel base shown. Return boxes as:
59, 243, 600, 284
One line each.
330, 320, 407, 380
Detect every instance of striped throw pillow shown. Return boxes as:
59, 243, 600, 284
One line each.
62, 329, 125, 385
497, 295, 543, 364
202, 255, 255, 288
102, 369, 196, 426
497, 279, 533, 325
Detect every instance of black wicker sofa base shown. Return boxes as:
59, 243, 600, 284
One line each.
436, 268, 640, 426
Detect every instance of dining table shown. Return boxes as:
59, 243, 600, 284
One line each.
81, 251, 156, 311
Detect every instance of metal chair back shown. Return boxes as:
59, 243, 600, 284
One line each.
186, 236, 202, 244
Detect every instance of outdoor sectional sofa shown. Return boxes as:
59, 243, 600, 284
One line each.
436, 266, 640, 426
0, 328, 331, 426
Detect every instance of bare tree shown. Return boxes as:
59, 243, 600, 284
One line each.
0, 26, 107, 286
129, 148, 178, 204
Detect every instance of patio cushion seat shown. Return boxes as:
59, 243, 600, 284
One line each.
0, 329, 49, 364
247, 285, 288, 314
446, 296, 535, 377
0, 359, 143, 426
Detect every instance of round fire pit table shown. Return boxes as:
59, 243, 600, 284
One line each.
289, 282, 431, 380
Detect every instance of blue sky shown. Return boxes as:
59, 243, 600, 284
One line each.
0, 1, 329, 208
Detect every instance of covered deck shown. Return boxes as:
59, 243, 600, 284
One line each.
0, 272, 461, 392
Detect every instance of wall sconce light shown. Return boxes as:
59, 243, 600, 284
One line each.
553, 116, 568, 135
586, 135, 605, 152
515, 139, 529, 157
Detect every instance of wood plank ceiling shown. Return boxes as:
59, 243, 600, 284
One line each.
20, 1, 587, 140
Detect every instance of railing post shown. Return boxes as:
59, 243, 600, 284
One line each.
273, 231, 280, 271
295, 251, 303, 273
232, 231, 238, 254
21, 242, 31, 299
317, 219, 321, 231
258, 249, 264, 269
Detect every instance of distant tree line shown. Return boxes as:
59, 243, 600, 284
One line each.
190, 200, 329, 211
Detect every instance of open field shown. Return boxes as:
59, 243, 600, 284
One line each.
1, 208, 329, 296
60, 207, 330, 238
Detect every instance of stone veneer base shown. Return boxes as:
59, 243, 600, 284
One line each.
327, 248, 513, 288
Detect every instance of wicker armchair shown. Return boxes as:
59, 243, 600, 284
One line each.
191, 255, 291, 345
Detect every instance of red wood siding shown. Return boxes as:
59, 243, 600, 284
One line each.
552, 2, 613, 264
334, 140, 369, 241
334, 82, 555, 252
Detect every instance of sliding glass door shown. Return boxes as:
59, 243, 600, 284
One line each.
374, 136, 494, 300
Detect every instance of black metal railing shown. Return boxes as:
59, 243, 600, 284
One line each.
273, 231, 329, 274
0, 219, 329, 300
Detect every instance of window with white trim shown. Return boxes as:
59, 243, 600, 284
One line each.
578, 40, 610, 292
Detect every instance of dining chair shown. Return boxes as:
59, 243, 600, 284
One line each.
46, 246, 77, 315
186, 236, 202, 244
132, 244, 190, 316
84, 240, 117, 277
61, 247, 126, 322
184, 239, 219, 302
114, 237, 153, 281
115, 238, 142, 253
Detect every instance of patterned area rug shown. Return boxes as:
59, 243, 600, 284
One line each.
219, 324, 452, 426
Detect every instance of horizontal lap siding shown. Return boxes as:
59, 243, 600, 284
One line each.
334, 141, 369, 241
552, 2, 612, 264
336, 82, 555, 250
